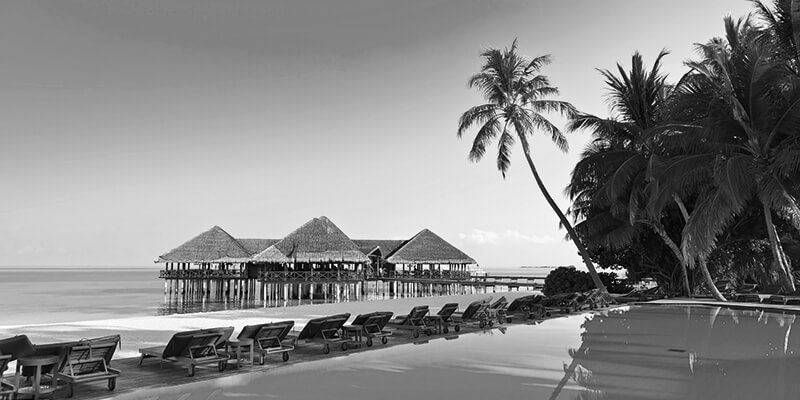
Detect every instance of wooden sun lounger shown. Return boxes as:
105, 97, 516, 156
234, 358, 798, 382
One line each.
506, 295, 548, 319
138, 327, 232, 377
55, 335, 121, 398
291, 314, 353, 354
350, 312, 393, 346
453, 298, 493, 328
252, 322, 295, 363
0, 354, 15, 400
487, 296, 510, 324
388, 306, 434, 338
424, 303, 461, 333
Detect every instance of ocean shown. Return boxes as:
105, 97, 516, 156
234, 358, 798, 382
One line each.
0, 266, 553, 327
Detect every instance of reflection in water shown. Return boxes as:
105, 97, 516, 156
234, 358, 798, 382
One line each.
156, 281, 518, 316
563, 306, 800, 400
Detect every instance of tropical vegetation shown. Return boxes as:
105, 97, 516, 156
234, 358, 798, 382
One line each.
566, 0, 800, 298
460, 0, 800, 299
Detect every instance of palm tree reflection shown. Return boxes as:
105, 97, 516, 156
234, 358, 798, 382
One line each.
553, 306, 800, 400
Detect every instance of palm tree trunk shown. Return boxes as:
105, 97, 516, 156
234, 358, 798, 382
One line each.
698, 257, 727, 302
762, 201, 796, 292
517, 133, 608, 294
646, 222, 691, 296
792, 0, 800, 61
673, 196, 725, 301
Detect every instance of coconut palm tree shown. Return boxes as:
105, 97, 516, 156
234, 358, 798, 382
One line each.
457, 39, 608, 294
668, 16, 800, 291
567, 50, 700, 297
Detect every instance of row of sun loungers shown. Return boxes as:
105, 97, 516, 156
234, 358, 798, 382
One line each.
0, 295, 603, 398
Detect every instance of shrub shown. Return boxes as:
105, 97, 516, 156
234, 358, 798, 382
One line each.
543, 267, 631, 295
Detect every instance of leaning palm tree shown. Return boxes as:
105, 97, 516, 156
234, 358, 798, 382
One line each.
457, 39, 608, 294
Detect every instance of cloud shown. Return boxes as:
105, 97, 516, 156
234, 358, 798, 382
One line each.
459, 229, 500, 245
459, 229, 557, 246
504, 230, 557, 244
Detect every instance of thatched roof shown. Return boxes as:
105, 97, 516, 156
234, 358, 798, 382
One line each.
252, 216, 369, 263
251, 245, 291, 263
158, 226, 252, 263
353, 239, 406, 257
238, 238, 279, 255
386, 229, 475, 264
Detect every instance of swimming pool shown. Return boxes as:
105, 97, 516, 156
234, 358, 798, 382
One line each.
115, 304, 800, 399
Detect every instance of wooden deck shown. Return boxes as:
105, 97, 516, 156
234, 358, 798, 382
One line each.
37, 316, 545, 400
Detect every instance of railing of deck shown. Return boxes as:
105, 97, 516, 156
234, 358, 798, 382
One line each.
374, 270, 473, 281
258, 270, 364, 282
159, 270, 245, 279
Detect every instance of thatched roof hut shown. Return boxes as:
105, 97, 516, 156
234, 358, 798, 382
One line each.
252, 216, 369, 263
386, 229, 475, 264
158, 225, 253, 263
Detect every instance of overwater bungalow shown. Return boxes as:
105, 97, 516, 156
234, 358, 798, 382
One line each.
156, 216, 479, 301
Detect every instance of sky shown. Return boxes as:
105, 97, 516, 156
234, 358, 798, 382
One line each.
0, 0, 755, 268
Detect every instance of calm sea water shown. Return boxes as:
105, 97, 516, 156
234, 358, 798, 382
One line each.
0, 266, 550, 326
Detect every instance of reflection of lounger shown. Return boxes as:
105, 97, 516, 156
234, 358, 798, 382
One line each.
350, 312, 393, 346
138, 327, 232, 376
56, 335, 121, 398
453, 298, 492, 328
388, 306, 434, 338
236, 321, 295, 364
291, 314, 352, 354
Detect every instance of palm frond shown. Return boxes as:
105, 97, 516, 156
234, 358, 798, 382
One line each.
469, 116, 501, 162
497, 125, 515, 178
457, 104, 497, 138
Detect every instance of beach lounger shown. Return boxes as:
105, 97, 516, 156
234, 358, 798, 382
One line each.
505, 295, 547, 319
0, 354, 15, 400
487, 296, 510, 324
388, 306, 435, 338
55, 335, 121, 398
541, 292, 584, 314
453, 298, 493, 328
349, 312, 393, 346
424, 303, 461, 333
250, 321, 295, 364
734, 293, 761, 303
138, 327, 232, 376
291, 314, 353, 354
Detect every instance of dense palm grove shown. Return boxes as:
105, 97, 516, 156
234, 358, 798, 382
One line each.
461, 1, 800, 301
